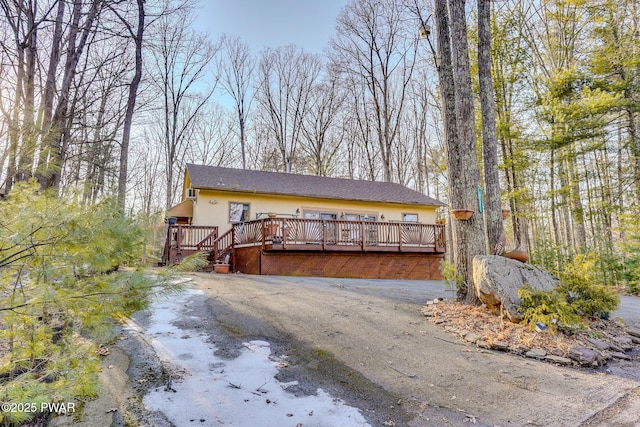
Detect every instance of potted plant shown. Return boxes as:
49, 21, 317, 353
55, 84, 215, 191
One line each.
263, 222, 280, 239
214, 262, 230, 274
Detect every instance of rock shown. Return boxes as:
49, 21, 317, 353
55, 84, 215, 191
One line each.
472, 255, 559, 322
549, 348, 564, 357
525, 348, 547, 359
464, 333, 482, 344
627, 328, 640, 338
609, 351, 631, 361
568, 347, 603, 366
608, 343, 625, 353
490, 341, 510, 352
586, 338, 610, 351
477, 341, 491, 349
545, 355, 572, 366
613, 336, 634, 351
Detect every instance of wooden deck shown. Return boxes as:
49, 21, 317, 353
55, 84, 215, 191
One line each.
232, 218, 446, 253
161, 219, 446, 279
230, 218, 445, 279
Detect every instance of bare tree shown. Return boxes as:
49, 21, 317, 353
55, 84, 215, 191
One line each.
300, 66, 346, 176
109, 0, 146, 210
36, 0, 103, 189
0, 0, 41, 189
147, 8, 220, 208
256, 45, 322, 172
219, 34, 255, 170
186, 102, 236, 167
331, 0, 418, 182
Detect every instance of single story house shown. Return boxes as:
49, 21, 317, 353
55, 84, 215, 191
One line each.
163, 164, 447, 280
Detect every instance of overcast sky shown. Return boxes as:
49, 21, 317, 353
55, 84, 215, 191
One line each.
195, 0, 347, 54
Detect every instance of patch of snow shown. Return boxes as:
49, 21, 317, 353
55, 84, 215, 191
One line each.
131, 289, 370, 427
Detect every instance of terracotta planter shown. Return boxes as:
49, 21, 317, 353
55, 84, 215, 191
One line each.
451, 209, 473, 220
502, 249, 529, 263
264, 223, 279, 237
214, 263, 230, 274
502, 209, 510, 219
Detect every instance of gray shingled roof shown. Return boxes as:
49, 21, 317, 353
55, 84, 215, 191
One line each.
186, 164, 445, 207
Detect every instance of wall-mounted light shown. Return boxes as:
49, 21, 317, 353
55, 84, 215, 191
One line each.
418, 24, 430, 39
295, 208, 300, 214
381, 214, 385, 221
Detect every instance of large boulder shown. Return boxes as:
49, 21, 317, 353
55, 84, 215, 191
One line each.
472, 255, 559, 322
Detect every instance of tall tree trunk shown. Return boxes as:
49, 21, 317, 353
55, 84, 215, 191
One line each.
118, 0, 145, 210
448, 0, 486, 303
434, 0, 486, 304
5, 42, 24, 190
17, 2, 37, 183
37, 0, 101, 189
626, 107, 640, 204
558, 152, 573, 253
477, 0, 504, 254
567, 148, 586, 250
39, 0, 65, 160
549, 148, 561, 268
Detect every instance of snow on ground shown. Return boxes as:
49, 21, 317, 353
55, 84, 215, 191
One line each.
126, 289, 371, 427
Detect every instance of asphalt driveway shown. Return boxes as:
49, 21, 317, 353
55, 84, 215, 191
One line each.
237, 275, 640, 327
189, 273, 640, 426
62, 273, 640, 427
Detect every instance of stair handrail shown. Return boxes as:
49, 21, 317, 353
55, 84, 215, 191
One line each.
196, 228, 219, 250
211, 228, 234, 262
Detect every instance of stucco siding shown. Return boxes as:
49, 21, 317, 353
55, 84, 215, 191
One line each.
192, 189, 438, 235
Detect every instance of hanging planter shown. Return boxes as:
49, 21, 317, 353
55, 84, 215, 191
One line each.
451, 209, 473, 220
502, 209, 510, 219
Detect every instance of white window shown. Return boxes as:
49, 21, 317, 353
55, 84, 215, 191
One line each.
342, 213, 376, 221
229, 202, 250, 223
304, 211, 337, 220
403, 213, 418, 222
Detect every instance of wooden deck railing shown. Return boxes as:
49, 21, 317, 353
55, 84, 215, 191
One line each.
231, 218, 446, 252
161, 220, 445, 268
161, 225, 218, 265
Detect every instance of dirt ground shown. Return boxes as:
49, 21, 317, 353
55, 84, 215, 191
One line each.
53, 273, 640, 426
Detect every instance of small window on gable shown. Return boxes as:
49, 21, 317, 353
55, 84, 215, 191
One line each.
403, 213, 419, 222
229, 202, 250, 223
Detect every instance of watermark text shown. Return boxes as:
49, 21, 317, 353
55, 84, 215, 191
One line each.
1, 402, 76, 414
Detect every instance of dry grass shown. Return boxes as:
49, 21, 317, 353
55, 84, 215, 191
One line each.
422, 299, 629, 357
